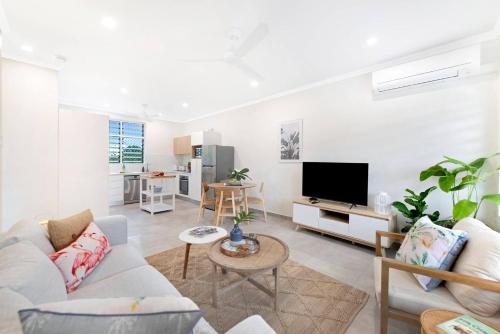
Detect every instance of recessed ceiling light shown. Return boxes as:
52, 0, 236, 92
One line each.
120, 88, 128, 94
366, 37, 379, 47
21, 44, 33, 53
250, 80, 260, 87
101, 16, 117, 30
181, 102, 189, 109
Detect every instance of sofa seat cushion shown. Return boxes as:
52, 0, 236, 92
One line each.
0, 220, 55, 255
68, 265, 217, 334
77, 244, 147, 288
0, 288, 33, 334
68, 265, 181, 299
373, 257, 500, 328
0, 241, 67, 304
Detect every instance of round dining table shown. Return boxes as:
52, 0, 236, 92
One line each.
207, 182, 256, 225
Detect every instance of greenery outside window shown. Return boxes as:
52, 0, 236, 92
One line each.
109, 120, 145, 163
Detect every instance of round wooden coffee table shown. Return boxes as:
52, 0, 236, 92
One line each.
207, 234, 289, 311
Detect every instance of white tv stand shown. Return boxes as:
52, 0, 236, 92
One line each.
293, 198, 396, 248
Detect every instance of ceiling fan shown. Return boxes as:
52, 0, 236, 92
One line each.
179, 23, 269, 81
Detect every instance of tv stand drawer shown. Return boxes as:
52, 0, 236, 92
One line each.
293, 204, 319, 228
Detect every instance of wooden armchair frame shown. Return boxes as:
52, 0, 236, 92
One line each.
375, 230, 500, 334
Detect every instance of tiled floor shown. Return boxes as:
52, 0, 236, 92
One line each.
111, 199, 419, 334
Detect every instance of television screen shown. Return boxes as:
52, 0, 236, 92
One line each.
302, 162, 369, 206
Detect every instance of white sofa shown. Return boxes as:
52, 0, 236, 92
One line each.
0, 215, 276, 334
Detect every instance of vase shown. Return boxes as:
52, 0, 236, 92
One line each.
230, 224, 244, 245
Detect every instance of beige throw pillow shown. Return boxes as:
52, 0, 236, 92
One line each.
48, 210, 94, 251
446, 217, 500, 317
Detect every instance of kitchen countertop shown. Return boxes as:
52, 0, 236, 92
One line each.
110, 171, 191, 176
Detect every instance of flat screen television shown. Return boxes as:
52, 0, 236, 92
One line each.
302, 162, 369, 206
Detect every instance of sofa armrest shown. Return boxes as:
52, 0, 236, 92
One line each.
94, 215, 128, 246
375, 230, 406, 257
224, 315, 276, 334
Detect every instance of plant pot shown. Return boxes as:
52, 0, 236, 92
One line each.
230, 224, 244, 245
224, 178, 242, 186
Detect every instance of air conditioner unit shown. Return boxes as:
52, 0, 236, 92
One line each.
372, 46, 480, 95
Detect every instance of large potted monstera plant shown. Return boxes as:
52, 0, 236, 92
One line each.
419, 153, 500, 224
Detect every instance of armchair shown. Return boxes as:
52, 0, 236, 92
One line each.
374, 230, 500, 334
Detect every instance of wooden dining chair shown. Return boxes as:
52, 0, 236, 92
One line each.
197, 182, 217, 223
214, 188, 243, 226
244, 182, 268, 222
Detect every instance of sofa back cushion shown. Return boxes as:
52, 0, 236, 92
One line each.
18, 296, 202, 334
0, 287, 33, 334
0, 241, 67, 305
446, 218, 500, 317
0, 220, 55, 255
50, 222, 111, 292
48, 209, 94, 251
396, 216, 468, 291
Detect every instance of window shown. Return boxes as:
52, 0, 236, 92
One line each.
109, 120, 145, 163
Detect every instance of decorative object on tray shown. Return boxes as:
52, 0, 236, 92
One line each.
392, 186, 441, 232
189, 226, 218, 237
280, 119, 302, 162
230, 211, 254, 245
436, 314, 499, 334
220, 235, 260, 257
225, 168, 252, 186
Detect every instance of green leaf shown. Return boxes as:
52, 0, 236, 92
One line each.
418, 186, 437, 200
420, 165, 446, 181
444, 156, 477, 173
438, 174, 455, 193
469, 157, 487, 170
481, 194, 500, 204
404, 198, 419, 208
392, 202, 411, 217
405, 189, 418, 197
453, 199, 478, 220
428, 211, 440, 222
449, 175, 477, 191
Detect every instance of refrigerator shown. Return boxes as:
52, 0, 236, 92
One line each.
202, 145, 234, 203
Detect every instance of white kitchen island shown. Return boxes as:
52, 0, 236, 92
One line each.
140, 174, 177, 215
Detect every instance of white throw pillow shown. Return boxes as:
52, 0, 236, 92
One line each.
0, 287, 33, 334
18, 296, 202, 334
446, 217, 500, 317
0, 241, 67, 304
0, 219, 55, 255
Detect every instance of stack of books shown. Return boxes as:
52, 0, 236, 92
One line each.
437, 314, 498, 334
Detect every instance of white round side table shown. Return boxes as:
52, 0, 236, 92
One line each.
178, 226, 227, 279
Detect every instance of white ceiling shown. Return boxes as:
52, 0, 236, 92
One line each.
1, 0, 500, 122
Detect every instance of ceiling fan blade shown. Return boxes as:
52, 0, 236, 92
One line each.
232, 61, 264, 81
234, 23, 269, 58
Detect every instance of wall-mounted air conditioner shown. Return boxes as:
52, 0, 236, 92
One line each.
372, 46, 480, 95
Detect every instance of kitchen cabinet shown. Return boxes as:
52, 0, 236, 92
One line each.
109, 174, 124, 206
190, 131, 221, 146
188, 159, 202, 201
173, 135, 191, 155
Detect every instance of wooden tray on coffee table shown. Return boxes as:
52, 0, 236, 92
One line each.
219, 236, 260, 257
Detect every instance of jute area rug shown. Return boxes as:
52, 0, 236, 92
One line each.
146, 245, 368, 334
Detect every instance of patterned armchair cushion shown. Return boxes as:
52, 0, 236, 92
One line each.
18, 296, 202, 334
396, 216, 468, 291
49, 222, 111, 292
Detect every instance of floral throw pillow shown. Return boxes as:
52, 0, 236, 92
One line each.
49, 222, 111, 292
395, 216, 468, 291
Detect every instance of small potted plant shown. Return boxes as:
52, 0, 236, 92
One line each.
230, 211, 254, 245
225, 168, 252, 186
392, 186, 441, 232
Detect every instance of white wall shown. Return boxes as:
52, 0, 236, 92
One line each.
108, 118, 182, 173
58, 108, 109, 217
184, 73, 500, 229
0, 58, 59, 230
